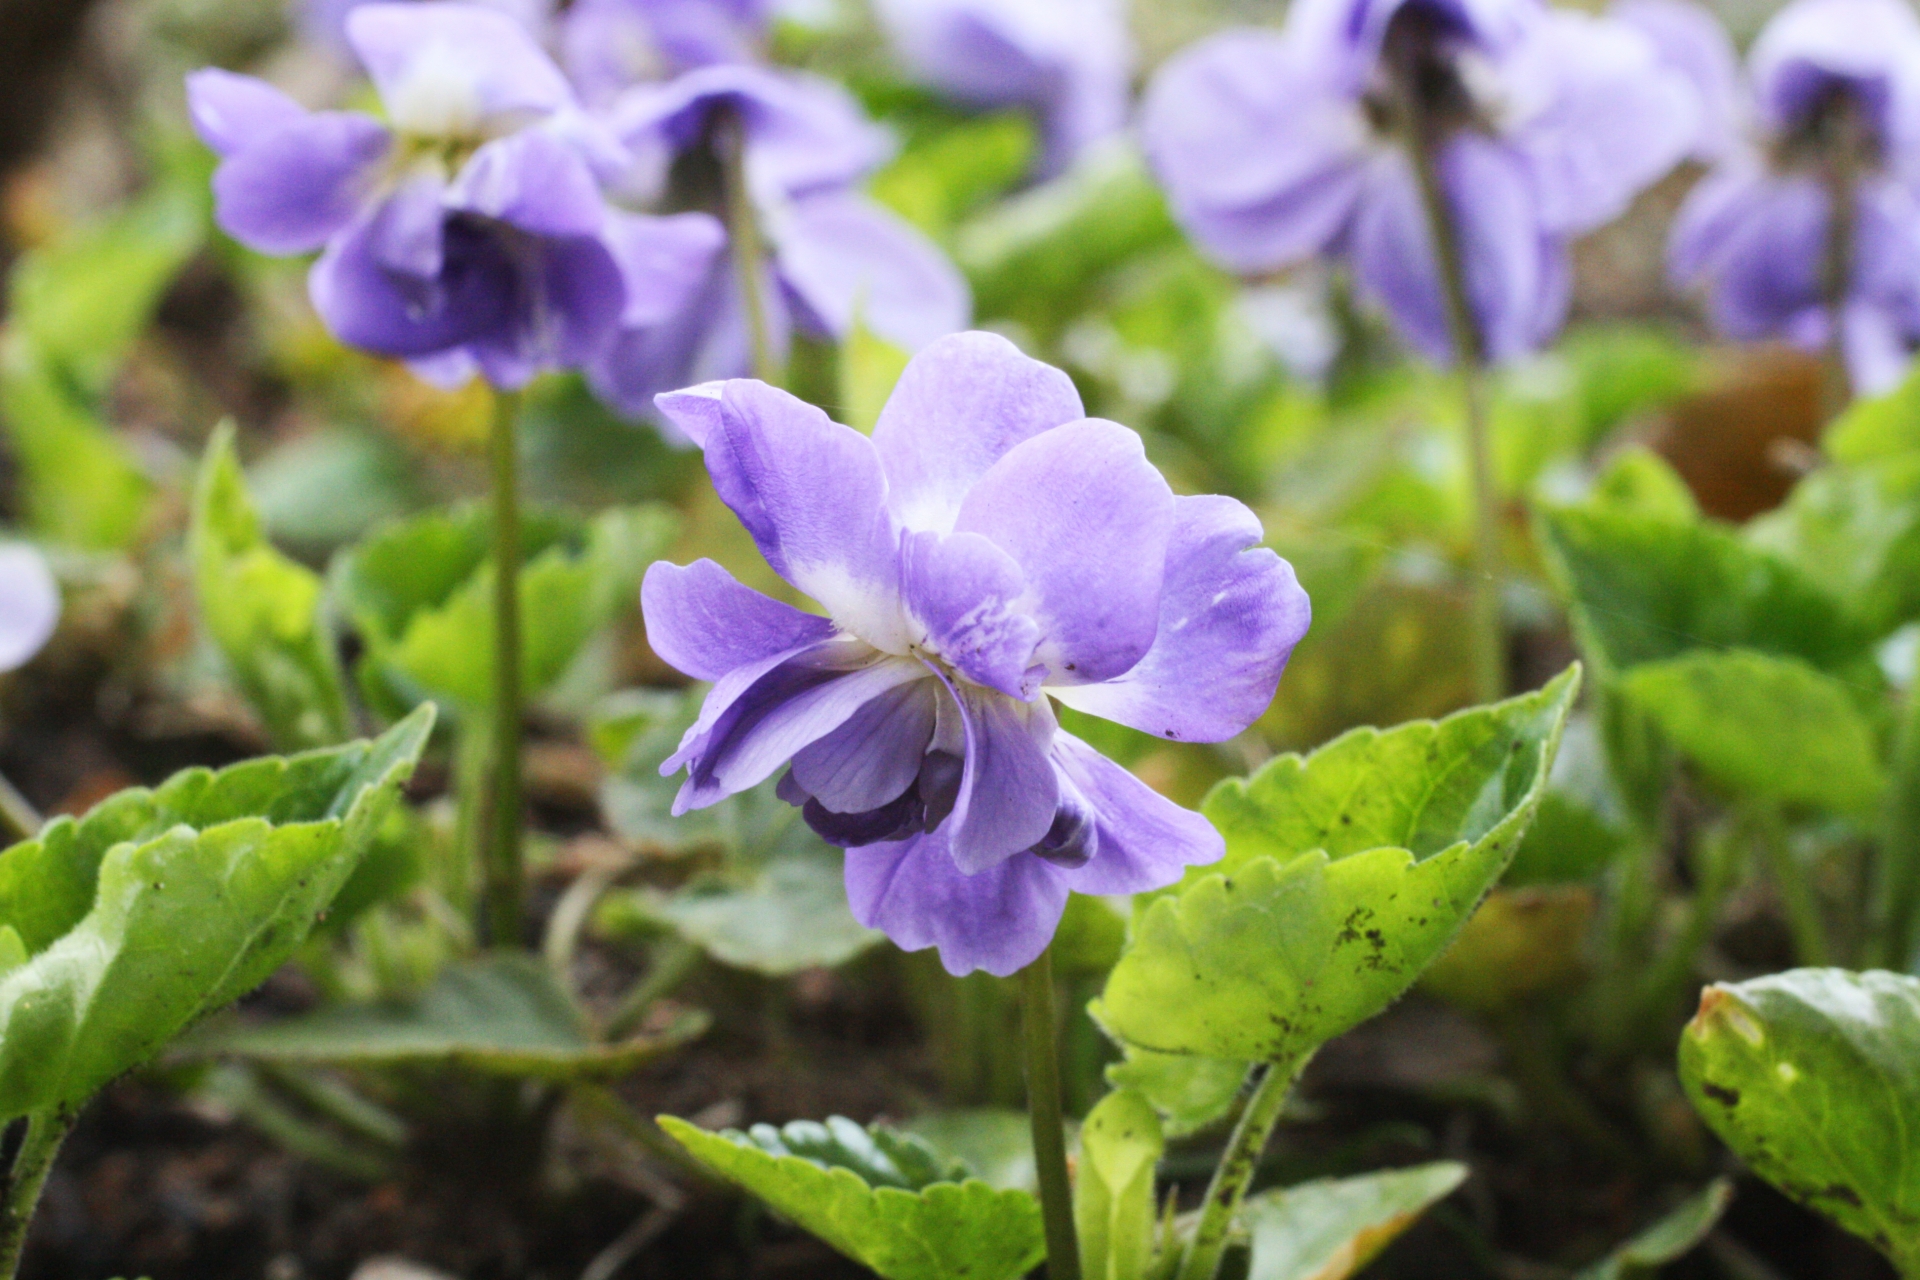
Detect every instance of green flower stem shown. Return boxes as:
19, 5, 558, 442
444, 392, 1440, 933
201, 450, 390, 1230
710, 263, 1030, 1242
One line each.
1176, 1057, 1303, 1280
0, 1109, 70, 1280
486, 386, 526, 949
1758, 806, 1830, 967
1872, 687, 1920, 969
1020, 946, 1080, 1280
717, 107, 780, 385
1634, 819, 1742, 1033
1400, 57, 1503, 705
0, 774, 39, 846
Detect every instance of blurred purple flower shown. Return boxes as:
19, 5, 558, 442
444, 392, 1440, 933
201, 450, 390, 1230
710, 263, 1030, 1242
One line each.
871, 0, 1132, 176
1614, 0, 1744, 162
1142, 0, 1698, 363
642, 332, 1311, 976
561, 0, 775, 106
192, 2, 658, 388
0, 546, 58, 675
588, 63, 969, 425
1670, 0, 1920, 393
301, 0, 554, 57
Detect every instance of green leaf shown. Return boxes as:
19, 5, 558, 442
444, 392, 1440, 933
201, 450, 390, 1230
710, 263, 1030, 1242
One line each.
180, 953, 706, 1081
0, 707, 433, 1119
662, 1115, 1045, 1280
1094, 669, 1579, 1062
192, 424, 353, 751
1589, 446, 1699, 524
1105, 1047, 1246, 1139
1074, 1089, 1164, 1280
869, 111, 1036, 239
8, 175, 205, 393
247, 428, 425, 558
1418, 885, 1595, 1015
1680, 969, 1920, 1275
1241, 1163, 1467, 1280
0, 338, 152, 551
333, 503, 674, 711
1504, 791, 1629, 887
903, 1109, 1035, 1192
1747, 457, 1920, 636
595, 690, 881, 974
1539, 506, 1871, 679
1574, 1178, 1734, 1280
1827, 363, 1920, 464
1618, 650, 1884, 814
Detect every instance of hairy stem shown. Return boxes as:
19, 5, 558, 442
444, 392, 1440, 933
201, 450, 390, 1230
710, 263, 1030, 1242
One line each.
486, 387, 526, 949
1176, 1057, 1303, 1280
1021, 948, 1081, 1280
1400, 61, 1503, 704
0, 1110, 70, 1280
716, 107, 780, 384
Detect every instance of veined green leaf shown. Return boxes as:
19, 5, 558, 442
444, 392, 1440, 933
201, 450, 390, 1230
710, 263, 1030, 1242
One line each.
1242, 1163, 1467, 1280
661, 1115, 1046, 1280
1094, 669, 1578, 1062
1618, 650, 1884, 814
0, 707, 433, 1119
180, 953, 707, 1081
192, 424, 353, 750
1680, 969, 1920, 1276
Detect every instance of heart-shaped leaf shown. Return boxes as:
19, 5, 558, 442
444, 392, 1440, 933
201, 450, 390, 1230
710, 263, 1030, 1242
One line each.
1241, 1163, 1467, 1280
180, 953, 706, 1081
333, 503, 674, 714
0, 706, 434, 1119
1093, 669, 1578, 1062
192, 423, 353, 751
1539, 506, 1871, 679
1748, 457, 1920, 636
1618, 650, 1884, 814
1680, 969, 1920, 1275
661, 1114, 1045, 1280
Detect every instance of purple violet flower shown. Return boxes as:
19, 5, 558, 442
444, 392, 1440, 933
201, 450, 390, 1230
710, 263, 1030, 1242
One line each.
1142, 0, 1699, 363
301, 0, 554, 56
870, 0, 1133, 176
1669, 0, 1920, 394
561, 0, 775, 106
0, 546, 58, 674
641, 331, 1312, 976
588, 63, 970, 427
190, 2, 648, 389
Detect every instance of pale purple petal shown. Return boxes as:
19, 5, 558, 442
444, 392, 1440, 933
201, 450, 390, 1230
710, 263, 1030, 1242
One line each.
564, 0, 768, 103
208, 112, 389, 255
1501, 9, 1697, 235
464, 231, 627, 388
611, 64, 892, 197
1350, 137, 1553, 362
1141, 29, 1369, 274
347, 2, 575, 136
1667, 154, 1770, 285
1843, 301, 1916, 394
691, 380, 907, 649
673, 651, 926, 811
1286, 0, 1541, 91
185, 69, 308, 158
1749, 0, 1920, 153
0, 545, 59, 674
771, 190, 970, 352
871, 332, 1081, 536
900, 530, 1041, 699
1050, 495, 1311, 742
845, 830, 1072, 976
790, 677, 939, 812
640, 557, 836, 682
444, 128, 609, 238
954, 419, 1173, 685
368, 169, 448, 279
1050, 734, 1224, 895
602, 210, 727, 327
943, 678, 1059, 873
1613, 0, 1745, 161
310, 209, 513, 356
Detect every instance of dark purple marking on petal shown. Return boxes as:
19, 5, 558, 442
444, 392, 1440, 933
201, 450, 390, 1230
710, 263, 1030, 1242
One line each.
791, 677, 939, 813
